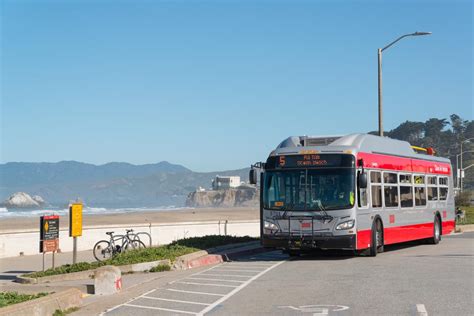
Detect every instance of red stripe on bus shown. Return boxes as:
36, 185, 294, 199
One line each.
356, 220, 455, 250
356, 230, 372, 249
357, 152, 451, 175
442, 220, 455, 235
383, 222, 433, 245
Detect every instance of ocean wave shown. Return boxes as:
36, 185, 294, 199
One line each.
0, 205, 190, 219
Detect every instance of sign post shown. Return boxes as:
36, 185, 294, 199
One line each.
40, 215, 59, 270
69, 203, 83, 264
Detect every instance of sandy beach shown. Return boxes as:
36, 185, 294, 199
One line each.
0, 207, 259, 232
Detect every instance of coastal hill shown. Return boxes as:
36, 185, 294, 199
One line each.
0, 161, 250, 207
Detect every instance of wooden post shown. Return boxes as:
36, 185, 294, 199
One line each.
42, 252, 45, 272
52, 251, 55, 269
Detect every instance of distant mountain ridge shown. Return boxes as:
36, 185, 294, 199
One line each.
0, 160, 189, 187
0, 161, 249, 207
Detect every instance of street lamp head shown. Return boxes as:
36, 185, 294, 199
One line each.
412, 31, 432, 36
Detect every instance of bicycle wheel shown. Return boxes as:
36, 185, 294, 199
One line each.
125, 239, 146, 251
93, 240, 113, 261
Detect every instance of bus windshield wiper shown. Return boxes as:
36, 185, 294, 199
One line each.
313, 200, 333, 223
281, 202, 294, 219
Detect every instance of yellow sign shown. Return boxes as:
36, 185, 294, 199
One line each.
44, 221, 49, 232
69, 203, 83, 237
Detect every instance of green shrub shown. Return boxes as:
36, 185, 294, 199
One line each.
25, 244, 197, 278
52, 307, 79, 316
149, 264, 171, 273
457, 206, 474, 225
24, 261, 105, 278
0, 292, 49, 308
170, 235, 258, 250
23, 235, 257, 279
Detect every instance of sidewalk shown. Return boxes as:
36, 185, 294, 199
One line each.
457, 224, 474, 232
0, 249, 95, 286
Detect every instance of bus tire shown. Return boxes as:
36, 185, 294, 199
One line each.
428, 216, 441, 245
369, 219, 384, 257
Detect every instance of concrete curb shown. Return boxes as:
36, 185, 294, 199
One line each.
172, 241, 265, 270
118, 259, 171, 274
16, 269, 96, 285
15, 241, 264, 283
456, 224, 474, 233
16, 259, 172, 284
0, 288, 82, 316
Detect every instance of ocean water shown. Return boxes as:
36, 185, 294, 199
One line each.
0, 205, 191, 219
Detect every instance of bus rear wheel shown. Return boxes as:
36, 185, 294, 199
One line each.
428, 216, 441, 245
369, 219, 384, 257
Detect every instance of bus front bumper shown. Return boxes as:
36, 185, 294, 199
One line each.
262, 234, 356, 250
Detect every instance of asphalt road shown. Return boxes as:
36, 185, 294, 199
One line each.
101, 232, 474, 316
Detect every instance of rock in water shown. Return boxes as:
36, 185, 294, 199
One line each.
0, 192, 47, 208
32, 195, 46, 206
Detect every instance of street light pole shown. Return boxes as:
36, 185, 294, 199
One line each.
378, 48, 383, 136
460, 138, 474, 191
377, 32, 432, 137
456, 150, 474, 189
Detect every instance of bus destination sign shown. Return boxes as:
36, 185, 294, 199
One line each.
266, 154, 354, 169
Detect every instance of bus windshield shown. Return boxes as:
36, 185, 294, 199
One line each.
263, 168, 355, 211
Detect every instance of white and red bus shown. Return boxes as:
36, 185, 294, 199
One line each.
249, 134, 455, 256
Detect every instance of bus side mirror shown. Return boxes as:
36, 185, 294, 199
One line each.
358, 173, 367, 189
249, 169, 258, 185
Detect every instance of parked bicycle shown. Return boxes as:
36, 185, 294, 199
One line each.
93, 229, 147, 262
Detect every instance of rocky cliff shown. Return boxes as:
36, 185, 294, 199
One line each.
185, 187, 259, 208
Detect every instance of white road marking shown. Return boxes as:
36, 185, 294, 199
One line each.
176, 281, 238, 288
211, 268, 261, 273
416, 304, 428, 316
124, 303, 197, 314
166, 288, 225, 296
216, 266, 264, 272
228, 262, 275, 266
141, 296, 210, 306
186, 277, 245, 283
100, 288, 157, 315
197, 273, 252, 278
279, 305, 350, 315
196, 260, 286, 316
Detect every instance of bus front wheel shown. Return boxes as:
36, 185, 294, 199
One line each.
369, 219, 384, 257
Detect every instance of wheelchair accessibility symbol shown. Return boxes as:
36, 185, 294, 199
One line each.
278, 305, 349, 315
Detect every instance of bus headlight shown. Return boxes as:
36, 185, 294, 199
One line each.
264, 221, 279, 233
336, 220, 355, 230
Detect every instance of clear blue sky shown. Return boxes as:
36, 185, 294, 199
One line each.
1, 0, 472, 171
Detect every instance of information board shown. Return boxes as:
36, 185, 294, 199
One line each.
266, 154, 354, 170
69, 203, 83, 237
40, 215, 59, 253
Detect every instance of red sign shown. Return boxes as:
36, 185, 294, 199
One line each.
301, 222, 311, 228
40, 239, 59, 252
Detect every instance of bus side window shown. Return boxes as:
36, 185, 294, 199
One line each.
439, 176, 448, 201
384, 172, 399, 207
427, 176, 438, 201
357, 171, 368, 208
400, 173, 413, 208
371, 171, 382, 208
414, 175, 426, 206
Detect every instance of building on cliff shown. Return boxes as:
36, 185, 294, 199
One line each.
212, 176, 241, 190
